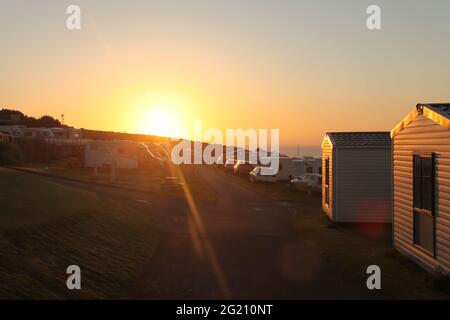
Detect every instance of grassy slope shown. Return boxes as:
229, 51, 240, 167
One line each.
0, 167, 159, 299
18, 161, 217, 201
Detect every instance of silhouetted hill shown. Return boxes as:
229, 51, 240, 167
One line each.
0, 109, 62, 127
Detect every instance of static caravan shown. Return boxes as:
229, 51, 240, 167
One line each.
276, 157, 296, 180
271, 156, 300, 181
391, 103, 450, 273
303, 156, 322, 174
21, 128, 54, 138
257, 156, 295, 181
0, 126, 54, 138
321, 132, 392, 223
292, 157, 322, 177
50, 127, 82, 139
0, 125, 26, 137
0, 132, 13, 144
85, 140, 139, 169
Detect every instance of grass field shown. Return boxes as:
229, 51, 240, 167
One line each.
290, 196, 449, 299
16, 160, 217, 201
0, 167, 159, 299
2, 162, 449, 299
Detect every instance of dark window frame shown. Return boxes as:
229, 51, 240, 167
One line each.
324, 157, 330, 205
412, 153, 436, 257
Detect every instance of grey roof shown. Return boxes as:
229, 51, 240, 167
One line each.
327, 132, 391, 147
421, 103, 450, 120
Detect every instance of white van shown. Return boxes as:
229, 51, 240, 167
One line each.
254, 156, 296, 181
291, 157, 322, 178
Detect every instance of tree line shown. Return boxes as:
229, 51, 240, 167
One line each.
0, 108, 62, 127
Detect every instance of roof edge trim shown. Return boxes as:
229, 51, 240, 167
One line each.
391, 104, 450, 138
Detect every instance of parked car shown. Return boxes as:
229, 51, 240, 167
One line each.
233, 160, 255, 176
291, 173, 322, 195
249, 166, 277, 183
224, 159, 237, 173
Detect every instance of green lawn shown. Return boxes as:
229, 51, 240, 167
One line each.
0, 167, 159, 299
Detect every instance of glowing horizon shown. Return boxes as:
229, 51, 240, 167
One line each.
1, 0, 450, 149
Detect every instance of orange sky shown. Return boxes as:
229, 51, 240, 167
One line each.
1, 1, 450, 150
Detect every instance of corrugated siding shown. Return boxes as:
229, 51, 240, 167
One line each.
322, 138, 333, 219
334, 148, 392, 223
393, 114, 450, 273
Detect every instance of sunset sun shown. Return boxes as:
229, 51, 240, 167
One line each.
137, 105, 184, 138
133, 92, 194, 139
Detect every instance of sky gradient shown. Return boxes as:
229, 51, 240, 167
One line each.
1, 0, 450, 155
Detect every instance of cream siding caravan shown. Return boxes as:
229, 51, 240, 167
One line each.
257, 156, 297, 181
321, 132, 392, 223
292, 157, 322, 177
85, 140, 139, 169
391, 103, 450, 273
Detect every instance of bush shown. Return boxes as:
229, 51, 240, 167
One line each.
0, 143, 24, 165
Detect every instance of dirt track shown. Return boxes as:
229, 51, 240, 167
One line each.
124, 166, 370, 299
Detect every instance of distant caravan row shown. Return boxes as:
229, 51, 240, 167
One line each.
222, 156, 321, 179
0, 125, 82, 139
220, 155, 322, 196
321, 103, 450, 274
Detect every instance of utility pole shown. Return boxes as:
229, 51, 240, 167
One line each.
61, 114, 65, 126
